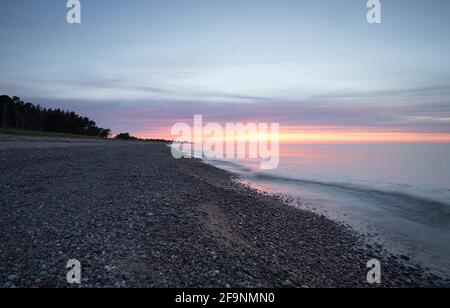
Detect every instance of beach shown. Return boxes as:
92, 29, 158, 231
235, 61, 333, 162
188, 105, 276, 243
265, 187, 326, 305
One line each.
0, 135, 448, 288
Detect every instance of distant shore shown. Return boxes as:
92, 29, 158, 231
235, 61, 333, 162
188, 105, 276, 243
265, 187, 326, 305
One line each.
0, 135, 448, 288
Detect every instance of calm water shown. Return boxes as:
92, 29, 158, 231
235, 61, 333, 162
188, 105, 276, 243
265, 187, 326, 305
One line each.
205, 144, 450, 278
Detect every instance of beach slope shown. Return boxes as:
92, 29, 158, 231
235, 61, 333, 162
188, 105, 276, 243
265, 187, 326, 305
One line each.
0, 135, 447, 287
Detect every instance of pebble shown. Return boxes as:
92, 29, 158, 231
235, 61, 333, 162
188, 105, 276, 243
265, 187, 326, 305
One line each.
8, 275, 17, 281
0, 137, 447, 288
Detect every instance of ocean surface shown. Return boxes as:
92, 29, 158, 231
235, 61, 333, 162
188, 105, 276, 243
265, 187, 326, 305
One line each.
203, 144, 450, 278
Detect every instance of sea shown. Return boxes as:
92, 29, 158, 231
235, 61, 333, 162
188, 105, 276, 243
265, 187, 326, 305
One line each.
201, 143, 450, 278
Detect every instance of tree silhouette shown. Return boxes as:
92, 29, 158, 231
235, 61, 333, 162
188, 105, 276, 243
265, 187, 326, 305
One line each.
115, 133, 138, 140
0, 95, 111, 138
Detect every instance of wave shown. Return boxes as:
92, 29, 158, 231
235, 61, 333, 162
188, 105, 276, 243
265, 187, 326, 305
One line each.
251, 172, 450, 228
200, 155, 450, 227
206, 158, 254, 173
204, 157, 450, 209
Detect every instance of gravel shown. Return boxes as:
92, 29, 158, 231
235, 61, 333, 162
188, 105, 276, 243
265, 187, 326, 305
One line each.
0, 135, 449, 288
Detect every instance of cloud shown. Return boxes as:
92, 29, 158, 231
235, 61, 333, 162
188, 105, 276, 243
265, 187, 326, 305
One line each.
24, 96, 450, 138
309, 84, 450, 102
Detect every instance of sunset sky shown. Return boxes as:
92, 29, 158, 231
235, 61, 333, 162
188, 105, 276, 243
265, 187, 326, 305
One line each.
1, 0, 450, 143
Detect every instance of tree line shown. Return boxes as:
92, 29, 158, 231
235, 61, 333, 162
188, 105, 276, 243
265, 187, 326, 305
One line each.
115, 132, 170, 142
0, 95, 111, 138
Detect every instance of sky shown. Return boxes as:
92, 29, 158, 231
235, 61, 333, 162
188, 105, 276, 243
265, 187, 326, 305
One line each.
1, 0, 450, 142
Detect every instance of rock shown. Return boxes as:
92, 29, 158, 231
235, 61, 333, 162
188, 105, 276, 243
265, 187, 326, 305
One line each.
282, 279, 296, 288
104, 265, 116, 272
0, 138, 447, 288
8, 275, 17, 281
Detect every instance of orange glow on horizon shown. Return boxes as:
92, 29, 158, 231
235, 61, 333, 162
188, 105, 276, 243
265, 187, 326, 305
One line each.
278, 131, 450, 144
133, 125, 450, 144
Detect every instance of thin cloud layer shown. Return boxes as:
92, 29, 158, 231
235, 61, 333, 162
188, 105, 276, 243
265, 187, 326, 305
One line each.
1, 0, 450, 142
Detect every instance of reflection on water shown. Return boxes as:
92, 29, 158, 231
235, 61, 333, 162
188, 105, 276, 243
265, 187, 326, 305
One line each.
206, 144, 450, 278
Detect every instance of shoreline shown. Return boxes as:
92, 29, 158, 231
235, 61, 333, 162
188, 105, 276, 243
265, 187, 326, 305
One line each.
204, 152, 450, 280
0, 135, 448, 288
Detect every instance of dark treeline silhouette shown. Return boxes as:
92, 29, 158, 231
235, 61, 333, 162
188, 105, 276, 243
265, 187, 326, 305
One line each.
115, 132, 139, 140
0, 95, 111, 138
115, 132, 171, 143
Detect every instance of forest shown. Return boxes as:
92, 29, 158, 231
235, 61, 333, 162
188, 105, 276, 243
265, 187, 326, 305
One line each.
0, 95, 111, 138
